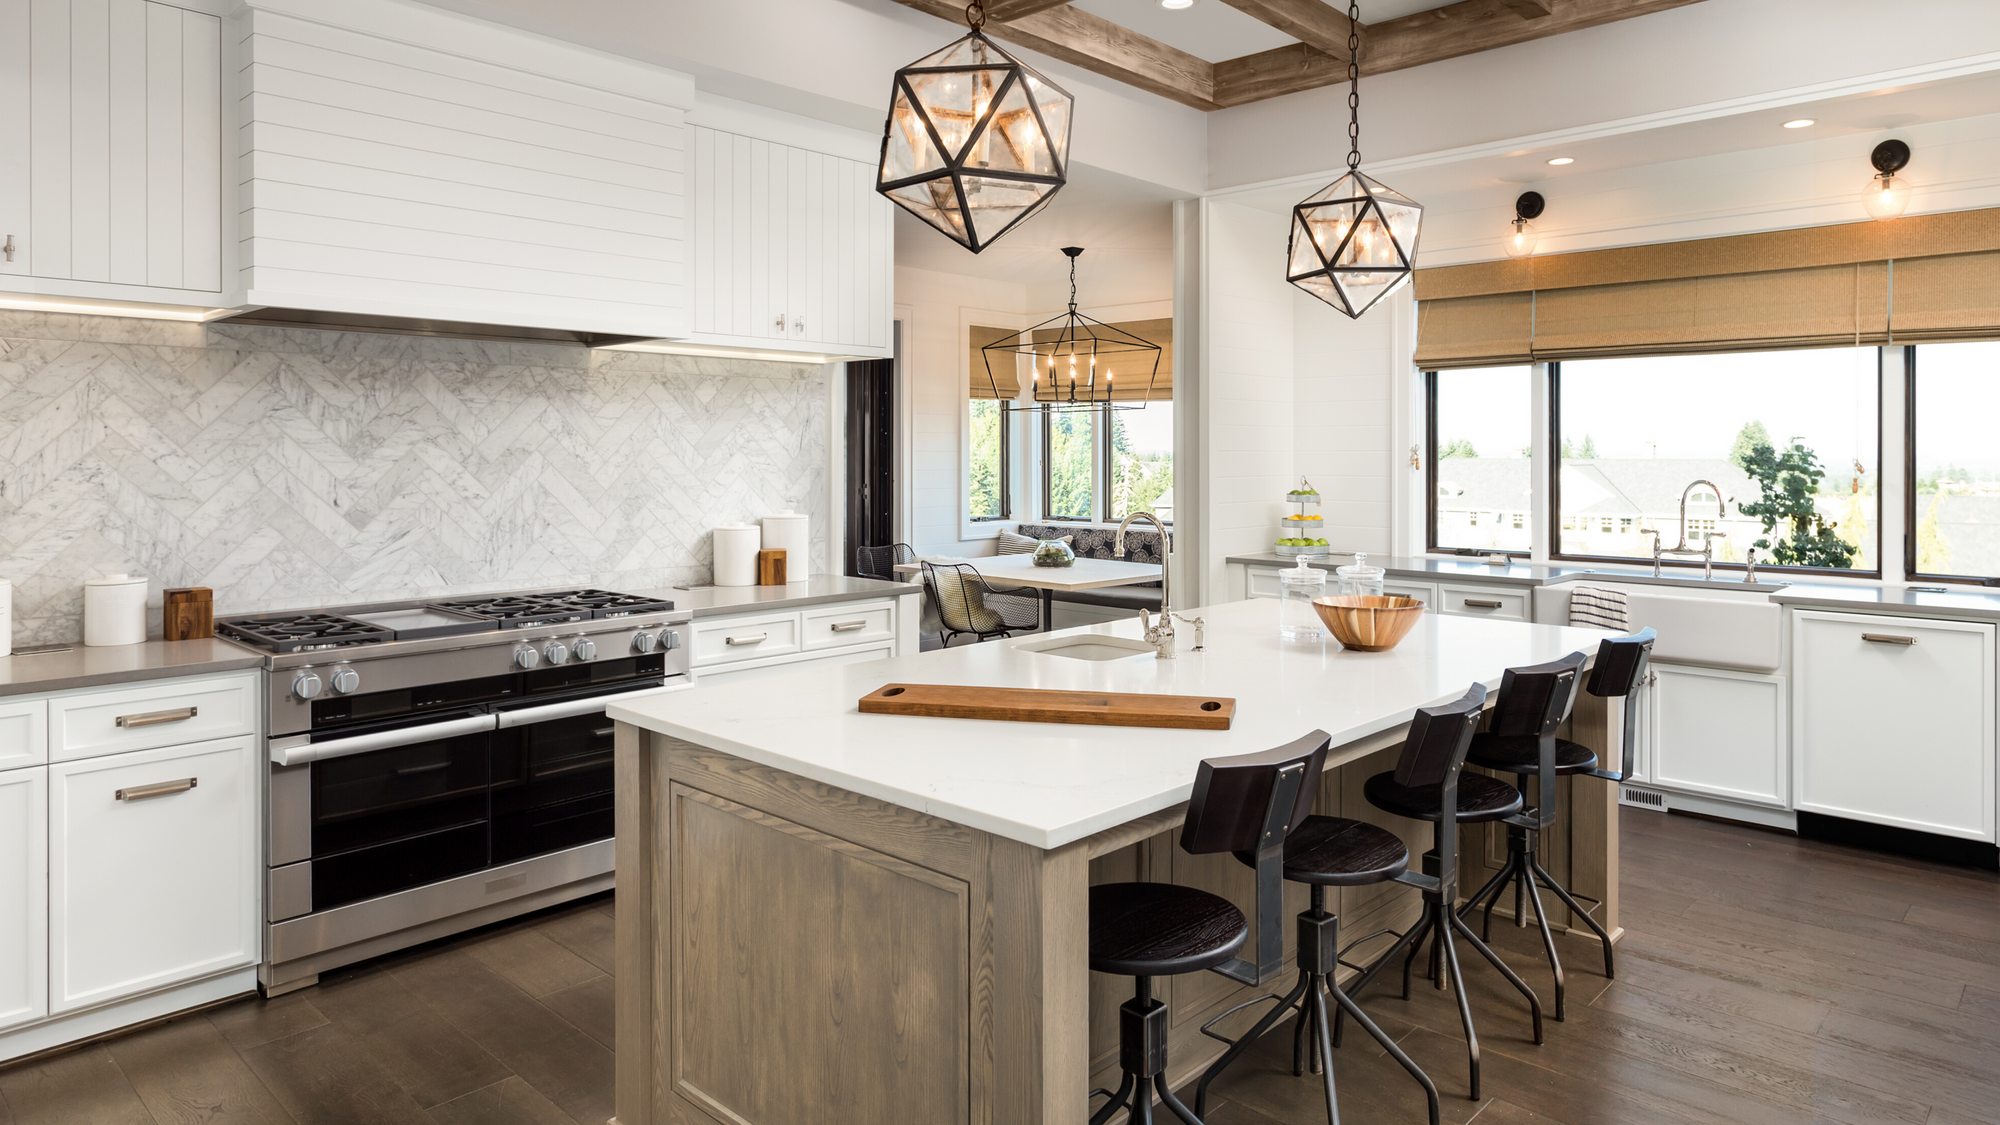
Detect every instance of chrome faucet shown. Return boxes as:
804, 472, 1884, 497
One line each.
1115, 512, 1174, 658
1649, 479, 1730, 579
1744, 547, 1758, 585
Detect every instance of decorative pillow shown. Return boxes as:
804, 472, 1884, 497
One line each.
998, 530, 1069, 555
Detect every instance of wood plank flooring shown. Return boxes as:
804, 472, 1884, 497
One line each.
3, 808, 1997, 1125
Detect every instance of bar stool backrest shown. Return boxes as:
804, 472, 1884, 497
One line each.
1391, 684, 1488, 790
1585, 627, 1655, 699
1181, 729, 1330, 857
1485, 652, 1588, 740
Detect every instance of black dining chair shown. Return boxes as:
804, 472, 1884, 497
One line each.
919, 560, 1040, 647
1341, 681, 1547, 1100
1089, 731, 1330, 1125
854, 542, 916, 582
1459, 631, 1652, 1016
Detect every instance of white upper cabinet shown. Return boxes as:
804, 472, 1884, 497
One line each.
1, 0, 224, 297
687, 118, 892, 358
236, 0, 695, 340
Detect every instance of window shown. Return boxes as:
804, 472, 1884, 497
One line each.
1428, 366, 1532, 554
1106, 403, 1173, 523
1554, 348, 1879, 574
968, 399, 1008, 520
1910, 341, 2000, 580
1043, 407, 1096, 521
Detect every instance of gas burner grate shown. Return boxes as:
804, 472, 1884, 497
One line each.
217, 612, 393, 653
428, 594, 591, 629
544, 588, 676, 618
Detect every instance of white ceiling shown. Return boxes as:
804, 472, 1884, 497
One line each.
892, 162, 1185, 285
1068, 0, 1451, 65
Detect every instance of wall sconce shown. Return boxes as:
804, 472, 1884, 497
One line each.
1863, 140, 1912, 221
1504, 191, 1544, 259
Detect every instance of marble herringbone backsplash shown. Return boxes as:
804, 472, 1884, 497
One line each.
0, 312, 829, 645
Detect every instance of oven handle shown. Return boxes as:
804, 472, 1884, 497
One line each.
269, 713, 499, 766
495, 683, 688, 730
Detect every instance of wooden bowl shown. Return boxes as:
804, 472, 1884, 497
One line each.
1311, 595, 1425, 652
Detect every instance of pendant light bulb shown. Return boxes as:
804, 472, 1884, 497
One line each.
1863, 139, 1913, 222
1504, 219, 1538, 259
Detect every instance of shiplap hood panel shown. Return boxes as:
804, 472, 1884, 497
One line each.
233, 0, 695, 343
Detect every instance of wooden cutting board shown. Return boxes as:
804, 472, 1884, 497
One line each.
859, 683, 1235, 730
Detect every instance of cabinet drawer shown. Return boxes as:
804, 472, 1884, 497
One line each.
1383, 581, 1436, 609
0, 698, 47, 771
691, 613, 802, 668
698, 643, 895, 687
50, 672, 258, 762
1438, 584, 1529, 621
1245, 567, 1283, 600
801, 600, 895, 650
49, 736, 258, 1013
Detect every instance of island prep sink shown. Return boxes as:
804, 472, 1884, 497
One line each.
1017, 635, 1158, 662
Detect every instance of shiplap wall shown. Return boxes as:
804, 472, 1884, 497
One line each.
13, 0, 222, 293
1200, 200, 1296, 600
1293, 289, 1398, 556
236, 0, 693, 338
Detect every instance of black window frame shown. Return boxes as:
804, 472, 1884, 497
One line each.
1424, 369, 1531, 559
967, 396, 1011, 523
1904, 343, 2000, 586
1040, 404, 1095, 523
1547, 351, 1886, 579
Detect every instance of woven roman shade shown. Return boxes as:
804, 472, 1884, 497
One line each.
970, 325, 1023, 400
1413, 207, 2000, 366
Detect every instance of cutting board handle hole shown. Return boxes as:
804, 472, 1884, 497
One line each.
881, 687, 905, 697
1201, 701, 1221, 711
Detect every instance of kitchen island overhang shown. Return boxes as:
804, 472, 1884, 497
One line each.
609, 599, 1622, 1125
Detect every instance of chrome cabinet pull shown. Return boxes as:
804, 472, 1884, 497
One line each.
1463, 598, 1505, 609
1862, 633, 1917, 646
115, 706, 198, 728
830, 620, 867, 632
116, 777, 197, 801
725, 633, 768, 646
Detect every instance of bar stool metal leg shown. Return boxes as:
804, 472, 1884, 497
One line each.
1091, 976, 1208, 1125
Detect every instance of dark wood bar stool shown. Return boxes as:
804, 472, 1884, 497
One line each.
1191, 695, 1493, 1125
1459, 631, 1654, 1017
1338, 685, 1547, 1100
1088, 731, 1329, 1125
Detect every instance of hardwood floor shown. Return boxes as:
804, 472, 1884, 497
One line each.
2, 808, 1997, 1124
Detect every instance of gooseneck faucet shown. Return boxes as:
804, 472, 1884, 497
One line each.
1115, 511, 1174, 659
1646, 479, 1731, 579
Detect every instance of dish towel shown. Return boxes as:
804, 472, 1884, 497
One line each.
1567, 585, 1630, 631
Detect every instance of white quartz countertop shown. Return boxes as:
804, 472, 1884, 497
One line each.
609, 598, 1612, 850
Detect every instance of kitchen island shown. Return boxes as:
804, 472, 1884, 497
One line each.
607, 598, 1621, 1125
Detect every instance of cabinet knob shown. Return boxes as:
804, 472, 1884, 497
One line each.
793, 315, 804, 335
774, 313, 786, 331
2, 235, 14, 263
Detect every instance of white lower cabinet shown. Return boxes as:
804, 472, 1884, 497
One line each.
1383, 580, 1437, 609
1793, 611, 1996, 841
1649, 663, 1787, 808
0, 768, 48, 1033
690, 599, 903, 685
697, 643, 896, 687
48, 735, 258, 1013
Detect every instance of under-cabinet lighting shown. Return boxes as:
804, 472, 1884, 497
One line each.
1783, 118, 1816, 129
0, 294, 233, 322
1545, 157, 1574, 166
599, 342, 844, 364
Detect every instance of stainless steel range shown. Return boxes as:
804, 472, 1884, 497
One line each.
218, 587, 691, 995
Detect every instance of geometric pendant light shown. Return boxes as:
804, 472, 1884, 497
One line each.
979, 247, 1163, 412
1286, 0, 1423, 318
876, 2, 1073, 254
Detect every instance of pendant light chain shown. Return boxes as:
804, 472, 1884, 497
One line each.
1068, 253, 1078, 311
1346, 0, 1361, 170
966, 0, 986, 30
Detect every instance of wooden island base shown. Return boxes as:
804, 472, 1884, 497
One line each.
612, 694, 1617, 1125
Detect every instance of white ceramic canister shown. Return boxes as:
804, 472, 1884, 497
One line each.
760, 510, 809, 580
84, 573, 149, 646
713, 525, 762, 587
0, 578, 11, 657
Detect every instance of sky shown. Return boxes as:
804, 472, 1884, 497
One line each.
1914, 341, 2000, 479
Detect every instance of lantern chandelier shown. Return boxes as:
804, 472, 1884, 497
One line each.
876, 1, 1073, 254
981, 247, 1163, 412
1286, 0, 1423, 318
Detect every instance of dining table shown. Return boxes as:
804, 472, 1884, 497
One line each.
896, 553, 1165, 632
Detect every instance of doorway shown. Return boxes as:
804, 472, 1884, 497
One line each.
844, 355, 895, 576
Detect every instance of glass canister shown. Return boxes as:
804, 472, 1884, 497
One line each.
1279, 554, 1327, 641
1336, 553, 1386, 598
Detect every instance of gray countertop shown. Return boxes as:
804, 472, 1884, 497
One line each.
646, 574, 920, 618
1228, 553, 1797, 594
1773, 584, 2000, 622
0, 638, 264, 698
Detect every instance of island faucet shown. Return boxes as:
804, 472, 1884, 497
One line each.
1649, 479, 1731, 579
1115, 511, 1174, 658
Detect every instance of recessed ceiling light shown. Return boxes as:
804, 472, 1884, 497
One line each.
1546, 157, 1574, 166
1783, 118, 1816, 129
1160, 0, 1194, 8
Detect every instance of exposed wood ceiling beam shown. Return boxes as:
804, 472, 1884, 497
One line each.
1212, 0, 1711, 108
1213, 0, 1355, 56
1500, 0, 1556, 16
983, 0, 1073, 19
888, 0, 1219, 110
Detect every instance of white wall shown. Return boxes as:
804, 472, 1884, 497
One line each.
1292, 288, 1407, 557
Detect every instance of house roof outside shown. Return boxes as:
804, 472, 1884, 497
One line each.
1436, 457, 1766, 520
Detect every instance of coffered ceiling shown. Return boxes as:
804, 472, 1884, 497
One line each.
884, 0, 1713, 109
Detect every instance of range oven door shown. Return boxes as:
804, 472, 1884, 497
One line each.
488, 680, 682, 865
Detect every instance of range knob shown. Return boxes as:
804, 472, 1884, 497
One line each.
662, 629, 682, 651
572, 637, 597, 661
329, 666, 361, 695
292, 670, 323, 700
631, 631, 658, 654
543, 640, 570, 666
514, 645, 541, 670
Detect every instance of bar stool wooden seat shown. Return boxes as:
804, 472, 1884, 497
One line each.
1189, 694, 1491, 1125
1338, 687, 1547, 1101
1088, 731, 1330, 1125
1459, 630, 1654, 1018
